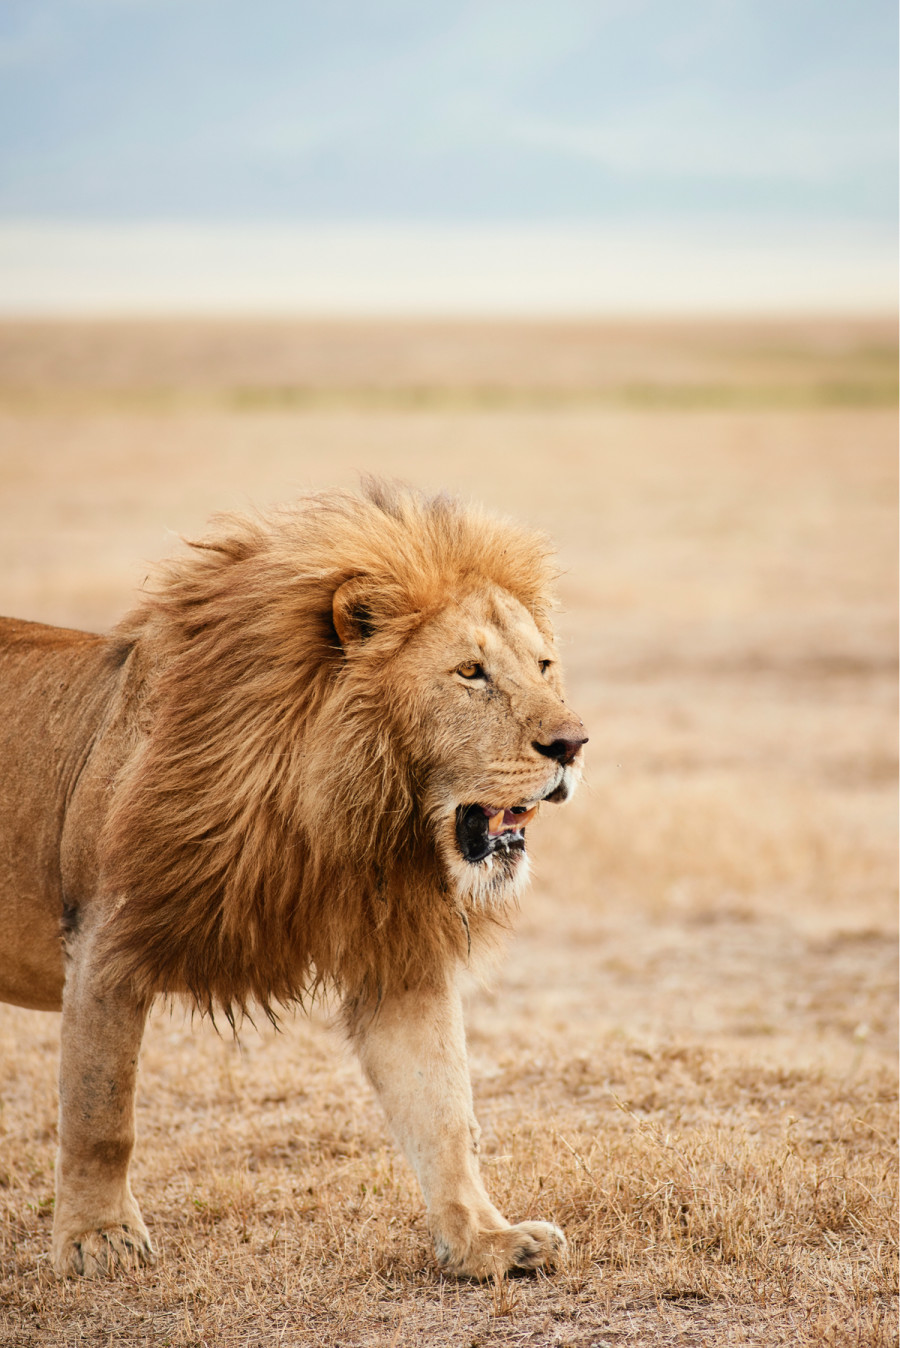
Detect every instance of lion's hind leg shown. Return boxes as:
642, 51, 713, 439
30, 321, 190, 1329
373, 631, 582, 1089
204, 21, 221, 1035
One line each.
351, 978, 566, 1281
52, 915, 155, 1278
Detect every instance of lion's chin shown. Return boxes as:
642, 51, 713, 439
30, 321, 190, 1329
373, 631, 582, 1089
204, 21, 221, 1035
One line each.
445, 840, 531, 909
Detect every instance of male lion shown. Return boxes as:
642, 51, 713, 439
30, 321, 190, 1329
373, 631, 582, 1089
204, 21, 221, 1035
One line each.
0, 481, 586, 1281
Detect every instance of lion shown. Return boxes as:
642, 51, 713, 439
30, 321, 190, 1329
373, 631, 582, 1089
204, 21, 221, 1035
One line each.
0, 480, 586, 1282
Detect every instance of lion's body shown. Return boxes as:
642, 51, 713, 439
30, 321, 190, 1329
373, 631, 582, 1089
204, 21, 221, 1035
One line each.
0, 483, 585, 1281
0, 618, 128, 1011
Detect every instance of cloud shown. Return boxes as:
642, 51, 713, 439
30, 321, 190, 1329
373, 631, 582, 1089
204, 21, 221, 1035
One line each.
0, 0, 893, 221
505, 105, 893, 185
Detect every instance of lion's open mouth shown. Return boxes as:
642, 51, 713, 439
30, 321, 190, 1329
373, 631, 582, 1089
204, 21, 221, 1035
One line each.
455, 803, 538, 864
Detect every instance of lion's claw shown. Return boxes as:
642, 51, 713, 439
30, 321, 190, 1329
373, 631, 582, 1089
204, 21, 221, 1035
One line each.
509, 1223, 565, 1272
505, 1221, 566, 1273
437, 1219, 567, 1280
54, 1223, 155, 1279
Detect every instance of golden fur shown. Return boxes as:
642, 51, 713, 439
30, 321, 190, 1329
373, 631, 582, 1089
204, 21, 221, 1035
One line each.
99, 480, 559, 1019
0, 480, 585, 1280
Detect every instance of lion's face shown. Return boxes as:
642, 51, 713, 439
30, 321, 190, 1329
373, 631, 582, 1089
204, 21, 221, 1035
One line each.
388, 585, 586, 906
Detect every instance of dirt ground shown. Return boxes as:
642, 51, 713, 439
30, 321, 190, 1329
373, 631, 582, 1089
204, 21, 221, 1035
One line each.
0, 318, 896, 1346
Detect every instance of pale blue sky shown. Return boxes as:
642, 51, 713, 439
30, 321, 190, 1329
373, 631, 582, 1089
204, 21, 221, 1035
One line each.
0, 0, 896, 224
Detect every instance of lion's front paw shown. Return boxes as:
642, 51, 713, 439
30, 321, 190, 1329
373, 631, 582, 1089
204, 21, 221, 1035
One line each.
437, 1219, 566, 1280
53, 1222, 155, 1278
501, 1220, 567, 1273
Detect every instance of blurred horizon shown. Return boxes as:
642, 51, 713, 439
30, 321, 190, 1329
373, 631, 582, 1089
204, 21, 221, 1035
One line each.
0, 218, 896, 317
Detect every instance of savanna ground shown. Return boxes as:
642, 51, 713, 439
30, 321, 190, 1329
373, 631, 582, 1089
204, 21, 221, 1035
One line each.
0, 317, 896, 1347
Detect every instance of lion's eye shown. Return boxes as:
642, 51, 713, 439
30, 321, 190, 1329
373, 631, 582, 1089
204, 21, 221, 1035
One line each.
457, 662, 485, 680
539, 659, 553, 676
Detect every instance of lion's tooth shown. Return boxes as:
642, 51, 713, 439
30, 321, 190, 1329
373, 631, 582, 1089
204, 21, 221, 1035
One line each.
517, 805, 538, 827
488, 809, 505, 835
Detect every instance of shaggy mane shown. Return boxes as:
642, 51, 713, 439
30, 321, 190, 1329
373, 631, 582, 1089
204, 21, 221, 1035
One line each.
97, 481, 558, 1019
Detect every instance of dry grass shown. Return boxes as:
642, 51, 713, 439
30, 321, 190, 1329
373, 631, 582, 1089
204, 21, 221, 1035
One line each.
0, 318, 896, 1346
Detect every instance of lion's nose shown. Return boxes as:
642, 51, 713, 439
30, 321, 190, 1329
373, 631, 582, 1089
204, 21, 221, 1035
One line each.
532, 734, 588, 766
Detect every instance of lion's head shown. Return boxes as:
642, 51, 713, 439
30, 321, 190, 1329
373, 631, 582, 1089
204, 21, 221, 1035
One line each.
336, 578, 585, 909
100, 481, 585, 1015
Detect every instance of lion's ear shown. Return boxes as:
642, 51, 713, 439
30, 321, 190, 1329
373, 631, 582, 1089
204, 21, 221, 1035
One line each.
332, 577, 376, 648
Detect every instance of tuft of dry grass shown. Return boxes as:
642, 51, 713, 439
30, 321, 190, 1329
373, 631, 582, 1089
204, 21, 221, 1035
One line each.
1, 1009, 896, 1346
0, 318, 896, 1346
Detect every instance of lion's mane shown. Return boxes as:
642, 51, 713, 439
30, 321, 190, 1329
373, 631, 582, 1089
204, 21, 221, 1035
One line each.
98, 481, 557, 1019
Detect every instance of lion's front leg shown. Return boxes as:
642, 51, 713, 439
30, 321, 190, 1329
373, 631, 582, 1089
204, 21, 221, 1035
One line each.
53, 915, 155, 1278
350, 978, 565, 1280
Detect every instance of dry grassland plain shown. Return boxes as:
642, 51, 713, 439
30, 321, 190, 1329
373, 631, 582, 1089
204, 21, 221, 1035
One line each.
0, 318, 896, 1347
